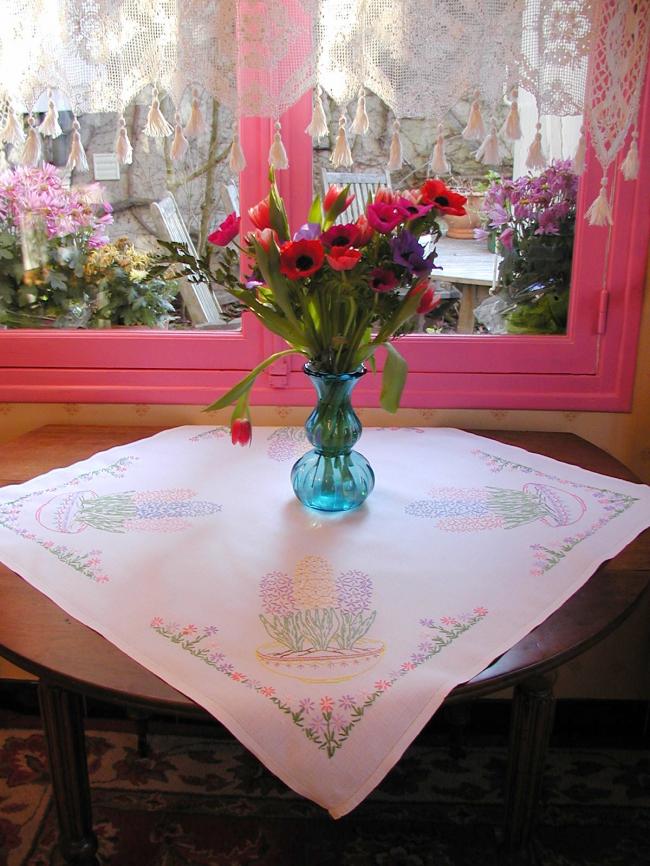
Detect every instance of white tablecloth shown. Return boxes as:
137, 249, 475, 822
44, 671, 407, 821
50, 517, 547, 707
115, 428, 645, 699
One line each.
1, 426, 649, 817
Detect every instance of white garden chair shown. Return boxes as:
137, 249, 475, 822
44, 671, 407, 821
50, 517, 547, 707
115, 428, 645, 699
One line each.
321, 169, 392, 223
150, 191, 226, 328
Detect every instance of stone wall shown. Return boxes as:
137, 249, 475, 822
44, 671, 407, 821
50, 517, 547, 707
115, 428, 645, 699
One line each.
59, 89, 512, 249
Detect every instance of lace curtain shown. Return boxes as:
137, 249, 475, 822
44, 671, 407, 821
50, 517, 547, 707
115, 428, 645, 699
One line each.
0, 0, 647, 221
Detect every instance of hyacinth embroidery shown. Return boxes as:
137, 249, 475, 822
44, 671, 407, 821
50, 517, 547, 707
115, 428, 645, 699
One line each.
266, 428, 309, 462
257, 556, 382, 682
151, 608, 488, 757
405, 484, 586, 531
35, 489, 222, 533
0, 457, 138, 582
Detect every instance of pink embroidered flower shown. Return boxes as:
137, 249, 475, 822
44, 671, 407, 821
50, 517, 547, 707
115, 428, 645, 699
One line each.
374, 679, 392, 692
401, 661, 416, 671
320, 696, 334, 713
150, 617, 164, 628
231, 672, 247, 682
473, 607, 488, 616
181, 624, 198, 635
260, 686, 275, 697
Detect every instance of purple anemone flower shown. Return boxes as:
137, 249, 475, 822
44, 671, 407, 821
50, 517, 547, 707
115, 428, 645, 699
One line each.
390, 230, 437, 277
293, 222, 321, 241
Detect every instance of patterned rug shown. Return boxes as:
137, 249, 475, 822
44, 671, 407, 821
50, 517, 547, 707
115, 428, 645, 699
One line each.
0, 726, 648, 866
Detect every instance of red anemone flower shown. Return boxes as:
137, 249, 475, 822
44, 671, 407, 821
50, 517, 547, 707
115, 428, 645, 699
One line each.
366, 201, 408, 234
419, 180, 467, 216
369, 267, 399, 292
321, 223, 360, 248
279, 238, 325, 279
326, 246, 361, 271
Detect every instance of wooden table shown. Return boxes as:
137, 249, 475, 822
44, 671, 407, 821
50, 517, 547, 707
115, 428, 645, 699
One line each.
427, 236, 501, 333
1, 426, 648, 865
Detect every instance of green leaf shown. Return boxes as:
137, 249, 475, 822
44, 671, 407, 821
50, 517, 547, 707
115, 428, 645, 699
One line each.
308, 195, 323, 226
380, 342, 408, 413
204, 348, 301, 412
268, 172, 290, 242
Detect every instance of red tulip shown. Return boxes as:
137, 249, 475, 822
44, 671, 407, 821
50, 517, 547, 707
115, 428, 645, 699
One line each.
246, 227, 278, 252
207, 212, 240, 246
323, 184, 355, 214
355, 214, 375, 246
410, 279, 441, 314
248, 195, 272, 230
231, 417, 252, 446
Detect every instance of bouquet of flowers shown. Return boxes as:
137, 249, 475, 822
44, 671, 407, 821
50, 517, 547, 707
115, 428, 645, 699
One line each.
0, 164, 113, 327
476, 160, 578, 335
161, 170, 466, 441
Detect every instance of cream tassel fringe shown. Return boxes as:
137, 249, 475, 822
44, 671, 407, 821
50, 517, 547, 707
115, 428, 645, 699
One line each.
66, 117, 88, 172
38, 91, 62, 138
502, 90, 522, 140
350, 89, 369, 136
183, 90, 205, 138
585, 175, 613, 226
386, 120, 403, 171
621, 129, 639, 181
228, 131, 246, 173
305, 86, 328, 139
462, 92, 486, 141
476, 119, 500, 165
573, 125, 586, 175
525, 122, 546, 170
269, 120, 289, 169
170, 112, 189, 161
21, 116, 41, 166
1, 108, 25, 146
430, 123, 449, 175
330, 116, 353, 168
143, 87, 173, 137
115, 115, 133, 165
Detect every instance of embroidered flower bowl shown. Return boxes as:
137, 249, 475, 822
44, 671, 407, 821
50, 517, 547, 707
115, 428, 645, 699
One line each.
523, 483, 586, 526
36, 490, 97, 533
256, 638, 385, 683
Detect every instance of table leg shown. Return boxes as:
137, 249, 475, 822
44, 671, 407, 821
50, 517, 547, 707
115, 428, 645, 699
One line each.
503, 672, 556, 855
38, 683, 99, 866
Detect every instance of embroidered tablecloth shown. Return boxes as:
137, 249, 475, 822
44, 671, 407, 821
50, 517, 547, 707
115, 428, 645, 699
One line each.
1, 426, 649, 817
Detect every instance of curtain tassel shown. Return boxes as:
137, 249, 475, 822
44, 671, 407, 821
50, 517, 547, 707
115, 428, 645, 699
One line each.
143, 87, 173, 137
183, 90, 205, 138
21, 116, 42, 166
387, 120, 403, 171
350, 88, 369, 136
462, 92, 486, 141
585, 176, 613, 227
115, 116, 133, 165
430, 123, 449, 175
476, 119, 500, 165
38, 90, 62, 138
66, 117, 88, 172
620, 129, 639, 181
573, 125, 586, 175
170, 112, 189, 161
1, 108, 25, 146
228, 130, 247, 172
525, 122, 546, 170
269, 120, 289, 169
330, 116, 353, 168
502, 90, 522, 140
305, 86, 328, 139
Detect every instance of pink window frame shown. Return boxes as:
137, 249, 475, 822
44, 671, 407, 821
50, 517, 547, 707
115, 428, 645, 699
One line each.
0, 46, 648, 411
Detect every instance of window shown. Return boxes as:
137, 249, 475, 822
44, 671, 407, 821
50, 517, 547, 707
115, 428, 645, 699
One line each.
0, 28, 648, 412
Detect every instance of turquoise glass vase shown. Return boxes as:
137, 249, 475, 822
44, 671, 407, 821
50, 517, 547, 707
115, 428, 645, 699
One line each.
291, 364, 375, 512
